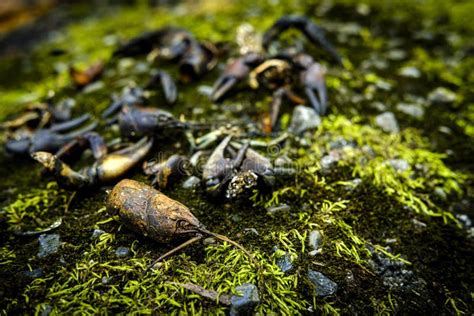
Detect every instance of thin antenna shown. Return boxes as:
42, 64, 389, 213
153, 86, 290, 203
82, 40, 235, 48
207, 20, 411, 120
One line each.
199, 228, 258, 267
146, 235, 203, 273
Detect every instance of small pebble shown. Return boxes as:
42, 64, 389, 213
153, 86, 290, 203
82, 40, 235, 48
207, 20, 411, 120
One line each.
344, 178, 362, 192
115, 246, 130, 258
182, 176, 201, 189
396, 103, 424, 119
288, 105, 321, 135
428, 87, 457, 104
375, 112, 399, 133
456, 214, 472, 228
102, 276, 112, 285
273, 248, 293, 273
398, 66, 421, 78
274, 155, 293, 167
308, 230, 322, 255
320, 151, 342, 171
197, 85, 213, 96
266, 204, 291, 215
40, 304, 52, 316
92, 229, 105, 239
38, 234, 61, 258
388, 159, 409, 172
433, 187, 447, 200
387, 49, 407, 60
82, 81, 105, 94
308, 270, 338, 297
412, 218, 427, 228
24, 268, 44, 278
230, 283, 260, 316
243, 228, 259, 235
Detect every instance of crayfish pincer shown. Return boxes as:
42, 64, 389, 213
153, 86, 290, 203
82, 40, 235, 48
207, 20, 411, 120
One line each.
106, 179, 255, 268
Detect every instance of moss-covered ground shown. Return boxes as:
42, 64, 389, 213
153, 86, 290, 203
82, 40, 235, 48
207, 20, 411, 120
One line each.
0, 0, 473, 314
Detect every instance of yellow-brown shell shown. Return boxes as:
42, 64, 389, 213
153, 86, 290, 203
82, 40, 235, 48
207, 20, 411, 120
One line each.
107, 179, 202, 242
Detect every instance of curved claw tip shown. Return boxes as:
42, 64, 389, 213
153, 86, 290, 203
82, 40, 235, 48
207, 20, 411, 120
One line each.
31, 151, 56, 171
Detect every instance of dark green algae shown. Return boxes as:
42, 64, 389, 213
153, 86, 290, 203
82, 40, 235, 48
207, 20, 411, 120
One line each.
0, 0, 473, 314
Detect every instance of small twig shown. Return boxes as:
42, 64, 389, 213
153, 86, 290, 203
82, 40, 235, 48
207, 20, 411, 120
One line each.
64, 191, 77, 213
167, 282, 232, 305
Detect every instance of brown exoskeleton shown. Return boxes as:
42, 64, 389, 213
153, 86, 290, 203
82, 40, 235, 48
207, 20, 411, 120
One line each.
143, 154, 191, 189
106, 179, 254, 269
31, 136, 152, 190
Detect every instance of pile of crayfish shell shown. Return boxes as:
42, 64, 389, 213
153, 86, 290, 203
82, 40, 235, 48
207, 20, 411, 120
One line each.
2, 15, 342, 263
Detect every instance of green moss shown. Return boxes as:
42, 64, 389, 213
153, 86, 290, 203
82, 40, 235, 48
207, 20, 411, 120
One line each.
4, 182, 68, 232
308, 115, 464, 222
0, 0, 473, 314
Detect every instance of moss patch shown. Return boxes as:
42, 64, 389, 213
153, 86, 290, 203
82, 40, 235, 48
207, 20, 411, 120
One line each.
0, 0, 473, 314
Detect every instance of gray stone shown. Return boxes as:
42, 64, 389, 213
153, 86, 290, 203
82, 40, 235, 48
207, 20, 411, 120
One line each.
275, 252, 293, 273
371, 101, 387, 111
92, 229, 105, 239
102, 276, 112, 285
308, 230, 322, 256
289, 105, 321, 135
329, 138, 356, 150
389, 159, 409, 172
115, 246, 130, 258
396, 103, 424, 119
24, 268, 44, 278
387, 49, 407, 60
182, 176, 201, 189
368, 246, 424, 293
375, 112, 399, 133
230, 283, 260, 316
243, 228, 259, 236
274, 155, 293, 167
398, 66, 421, 78
38, 234, 60, 258
197, 85, 213, 97
40, 304, 52, 316
344, 178, 363, 192
428, 87, 457, 104
308, 270, 338, 297
375, 79, 392, 91
266, 204, 291, 215
456, 214, 472, 228
82, 81, 105, 94
320, 151, 343, 171
320, 155, 335, 169
433, 187, 447, 200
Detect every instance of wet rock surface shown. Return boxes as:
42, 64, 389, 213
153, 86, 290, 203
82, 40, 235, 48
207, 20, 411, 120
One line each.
388, 159, 409, 172
0, 1, 472, 315
24, 268, 44, 278
308, 230, 322, 256
308, 270, 338, 297
230, 283, 260, 316
368, 246, 425, 293
273, 247, 293, 273
182, 176, 201, 189
289, 105, 321, 135
375, 112, 399, 133
396, 103, 424, 119
115, 246, 130, 258
91, 229, 105, 239
37, 234, 60, 258
428, 87, 457, 104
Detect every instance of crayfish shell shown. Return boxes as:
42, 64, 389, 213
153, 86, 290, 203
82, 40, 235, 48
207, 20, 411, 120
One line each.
107, 179, 202, 242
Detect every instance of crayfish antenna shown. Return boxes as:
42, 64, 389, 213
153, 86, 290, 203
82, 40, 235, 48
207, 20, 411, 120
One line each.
199, 228, 258, 268
146, 235, 203, 273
